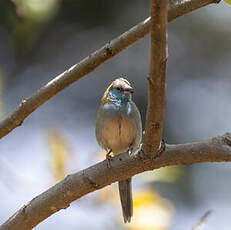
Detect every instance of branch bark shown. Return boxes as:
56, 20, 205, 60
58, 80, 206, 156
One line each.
0, 0, 220, 139
1, 133, 231, 230
0, 0, 222, 229
142, 0, 168, 155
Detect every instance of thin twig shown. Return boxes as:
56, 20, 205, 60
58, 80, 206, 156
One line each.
192, 210, 212, 230
0, 0, 220, 139
0, 133, 230, 230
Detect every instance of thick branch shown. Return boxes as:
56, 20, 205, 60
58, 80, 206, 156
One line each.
142, 0, 168, 155
1, 133, 231, 230
0, 0, 220, 139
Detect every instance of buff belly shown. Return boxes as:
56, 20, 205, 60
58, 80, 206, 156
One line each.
100, 116, 136, 155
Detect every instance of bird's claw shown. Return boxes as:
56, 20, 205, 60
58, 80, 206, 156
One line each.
106, 155, 113, 168
106, 150, 113, 168
157, 139, 166, 155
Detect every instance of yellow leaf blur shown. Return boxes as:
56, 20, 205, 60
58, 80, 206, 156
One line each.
47, 128, 71, 182
97, 184, 119, 204
125, 189, 174, 230
224, 0, 231, 6
95, 148, 107, 162
138, 166, 184, 183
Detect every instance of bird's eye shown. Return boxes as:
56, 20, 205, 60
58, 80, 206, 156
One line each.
116, 87, 122, 91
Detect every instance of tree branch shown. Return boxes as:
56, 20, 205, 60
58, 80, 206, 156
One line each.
191, 210, 212, 230
142, 0, 168, 155
0, 0, 220, 139
1, 133, 231, 230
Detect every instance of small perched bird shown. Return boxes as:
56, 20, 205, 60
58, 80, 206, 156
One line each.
95, 77, 142, 223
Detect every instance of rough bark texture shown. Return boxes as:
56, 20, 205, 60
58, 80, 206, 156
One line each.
0, 133, 231, 230
0, 0, 220, 139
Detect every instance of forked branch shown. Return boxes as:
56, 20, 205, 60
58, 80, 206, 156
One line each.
142, 0, 168, 155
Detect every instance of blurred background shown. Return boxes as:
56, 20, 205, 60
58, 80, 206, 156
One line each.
0, 0, 231, 229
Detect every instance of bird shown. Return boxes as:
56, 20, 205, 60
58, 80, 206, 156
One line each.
95, 77, 142, 223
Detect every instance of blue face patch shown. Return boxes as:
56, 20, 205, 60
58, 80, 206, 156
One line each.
108, 88, 132, 105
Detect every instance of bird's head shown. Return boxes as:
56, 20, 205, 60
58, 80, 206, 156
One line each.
103, 78, 134, 104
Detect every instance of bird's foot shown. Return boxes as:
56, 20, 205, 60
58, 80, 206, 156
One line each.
106, 150, 113, 168
157, 139, 166, 156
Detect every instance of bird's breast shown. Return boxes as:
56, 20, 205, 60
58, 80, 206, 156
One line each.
100, 115, 137, 155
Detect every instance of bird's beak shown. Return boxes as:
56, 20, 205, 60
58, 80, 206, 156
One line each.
124, 85, 134, 94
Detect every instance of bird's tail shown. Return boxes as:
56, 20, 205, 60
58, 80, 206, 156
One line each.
118, 178, 133, 223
